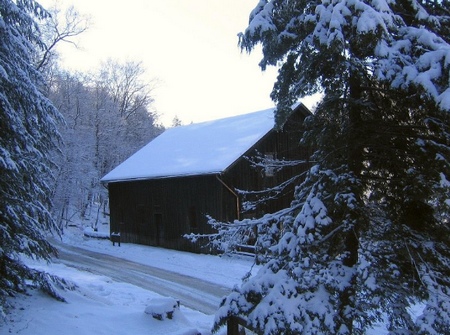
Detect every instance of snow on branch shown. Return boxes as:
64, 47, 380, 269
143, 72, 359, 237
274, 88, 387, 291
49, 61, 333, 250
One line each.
184, 204, 303, 256
239, 173, 306, 213
31, 270, 77, 302
245, 151, 309, 170
239, 151, 310, 212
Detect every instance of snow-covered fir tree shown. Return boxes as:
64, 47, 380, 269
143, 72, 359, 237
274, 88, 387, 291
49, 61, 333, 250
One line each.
212, 0, 450, 334
0, 0, 69, 311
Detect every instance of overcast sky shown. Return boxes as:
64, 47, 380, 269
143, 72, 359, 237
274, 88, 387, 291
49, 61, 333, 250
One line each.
40, 0, 286, 126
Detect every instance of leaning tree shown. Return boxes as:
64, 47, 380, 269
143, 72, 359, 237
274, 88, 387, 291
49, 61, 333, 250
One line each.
0, 0, 71, 311
212, 0, 450, 334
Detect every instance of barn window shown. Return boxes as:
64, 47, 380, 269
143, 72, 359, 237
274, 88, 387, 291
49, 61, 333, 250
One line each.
263, 153, 276, 177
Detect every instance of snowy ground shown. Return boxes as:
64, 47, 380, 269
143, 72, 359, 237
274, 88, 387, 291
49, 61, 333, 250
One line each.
1, 220, 419, 334
1, 222, 257, 335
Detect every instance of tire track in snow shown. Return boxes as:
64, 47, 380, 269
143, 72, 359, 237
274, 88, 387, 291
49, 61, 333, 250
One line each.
53, 244, 230, 315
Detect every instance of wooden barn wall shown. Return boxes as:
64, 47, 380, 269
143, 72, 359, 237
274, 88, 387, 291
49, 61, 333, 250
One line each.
222, 109, 311, 218
107, 107, 311, 252
108, 174, 237, 252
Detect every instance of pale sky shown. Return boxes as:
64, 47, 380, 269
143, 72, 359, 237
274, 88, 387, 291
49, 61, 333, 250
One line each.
40, 0, 286, 126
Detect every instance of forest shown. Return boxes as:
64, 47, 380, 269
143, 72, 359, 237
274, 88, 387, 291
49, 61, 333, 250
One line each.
1, 1, 163, 307
37, 6, 164, 231
1, 0, 450, 334
45, 60, 163, 231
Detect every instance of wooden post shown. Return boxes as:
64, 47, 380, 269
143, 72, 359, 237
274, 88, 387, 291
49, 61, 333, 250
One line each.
227, 316, 239, 335
111, 232, 121, 246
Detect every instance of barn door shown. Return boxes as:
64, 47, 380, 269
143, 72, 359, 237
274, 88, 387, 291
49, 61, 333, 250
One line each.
153, 205, 163, 246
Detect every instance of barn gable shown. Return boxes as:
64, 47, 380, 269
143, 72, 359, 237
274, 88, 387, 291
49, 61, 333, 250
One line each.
102, 104, 311, 252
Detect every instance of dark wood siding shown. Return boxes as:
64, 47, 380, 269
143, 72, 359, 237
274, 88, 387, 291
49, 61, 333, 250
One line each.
107, 105, 311, 252
108, 174, 237, 252
222, 108, 311, 218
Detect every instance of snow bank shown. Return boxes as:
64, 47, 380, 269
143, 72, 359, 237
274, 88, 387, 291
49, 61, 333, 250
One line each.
83, 226, 110, 239
145, 297, 180, 320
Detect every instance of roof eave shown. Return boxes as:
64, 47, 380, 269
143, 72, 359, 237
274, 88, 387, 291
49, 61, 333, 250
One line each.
101, 170, 223, 184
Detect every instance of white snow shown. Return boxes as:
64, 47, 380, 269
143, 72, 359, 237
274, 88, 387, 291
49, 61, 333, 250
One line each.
144, 297, 180, 320
101, 108, 276, 183
1, 219, 425, 334
1, 222, 258, 335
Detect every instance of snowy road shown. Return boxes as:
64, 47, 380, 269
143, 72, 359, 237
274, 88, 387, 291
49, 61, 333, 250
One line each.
53, 243, 230, 315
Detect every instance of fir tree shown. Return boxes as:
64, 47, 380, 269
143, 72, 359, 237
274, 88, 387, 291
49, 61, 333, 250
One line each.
0, 0, 68, 311
213, 0, 450, 333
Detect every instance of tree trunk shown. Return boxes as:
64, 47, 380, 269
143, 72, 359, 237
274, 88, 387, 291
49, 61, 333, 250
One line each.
339, 72, 364, 333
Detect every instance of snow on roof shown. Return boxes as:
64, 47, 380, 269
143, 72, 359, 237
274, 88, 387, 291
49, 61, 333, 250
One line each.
101, 108, 276, 183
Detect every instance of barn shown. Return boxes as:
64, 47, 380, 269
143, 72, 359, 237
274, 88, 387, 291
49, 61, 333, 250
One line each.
101, 103, 311, 252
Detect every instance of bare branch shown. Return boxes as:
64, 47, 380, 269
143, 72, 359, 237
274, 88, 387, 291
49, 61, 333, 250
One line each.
37, 5, 91, 71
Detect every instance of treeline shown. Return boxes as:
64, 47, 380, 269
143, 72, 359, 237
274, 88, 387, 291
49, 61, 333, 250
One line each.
44, 60, 164, 229
0, 0, 165, 306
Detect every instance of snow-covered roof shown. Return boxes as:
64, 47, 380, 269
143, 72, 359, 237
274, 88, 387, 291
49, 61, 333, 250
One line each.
101, 108, 277, 183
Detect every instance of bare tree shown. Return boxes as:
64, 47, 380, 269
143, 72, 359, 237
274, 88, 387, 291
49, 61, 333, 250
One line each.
36, 5, 90, 72
171, 115, 183, 127
47, 61, 162, 228
99, 59, 158, 119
